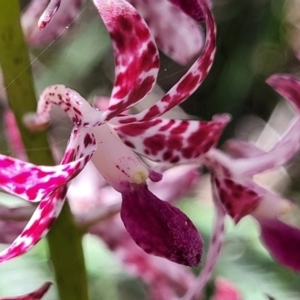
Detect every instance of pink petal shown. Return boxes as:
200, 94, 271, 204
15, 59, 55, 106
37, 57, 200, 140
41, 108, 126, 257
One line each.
0, 154, 90, 202
115, 114, 230, 163
116, 0, 216, 123
0, 188, 66, 263
93, 0, 160, 120
0, 127, 96, 262
259, 218, 300, 271
22, 0, 83, 46
0, 282, 52, 300
121, 183, 203, 266
127, 0, 204, 65
267, 74, 300, 113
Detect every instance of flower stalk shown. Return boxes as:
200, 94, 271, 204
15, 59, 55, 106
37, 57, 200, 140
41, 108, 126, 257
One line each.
0, 1, 89, 299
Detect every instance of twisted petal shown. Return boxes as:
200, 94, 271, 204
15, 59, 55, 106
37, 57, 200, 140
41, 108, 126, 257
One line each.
0, 282, 52, 300
259, 218, 300, 271
93, 0, 160, 120
127, 0, 204, 65
115, 114, 230, 163
0, 127, 96, 262
121, 183, 203, 266
267, 74, 300, 113
116, 0, 216, 123
24, 85, 104, 128
22, 0, 83, 46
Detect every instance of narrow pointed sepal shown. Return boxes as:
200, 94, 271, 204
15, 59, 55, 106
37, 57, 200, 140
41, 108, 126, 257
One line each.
120, 183, 203, 266
259, 218, 300, 271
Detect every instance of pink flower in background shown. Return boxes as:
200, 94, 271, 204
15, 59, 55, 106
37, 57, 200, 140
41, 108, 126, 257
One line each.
211, 278, 242, 300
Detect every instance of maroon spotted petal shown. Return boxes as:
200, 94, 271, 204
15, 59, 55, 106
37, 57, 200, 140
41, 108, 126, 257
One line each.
267, 74, 300, 113
93, 0, 160, 120
0, 127, 96, 263
121, 183, 203, 266
0, 282, 52, 300
259, 218, 300, 271
0, 154, 88, 202
116, 0, 216, 124
115, 114, 230, 163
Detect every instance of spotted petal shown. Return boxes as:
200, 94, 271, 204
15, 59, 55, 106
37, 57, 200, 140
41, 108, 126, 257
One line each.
115, 114, 230, 163
0, 282, 52, 300
22, 0, 83, 46
0, 127, 96, 262
0, 151, 94, 202
116, 0, 216, 123
203, 116, 300, 222
93, 0, 160, 120
25, 85, 104, 128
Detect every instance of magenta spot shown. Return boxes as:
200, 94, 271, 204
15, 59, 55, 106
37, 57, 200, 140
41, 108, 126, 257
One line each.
170, 121, 189, 135
159, 120, 175, 131
176, 73, 200, 95
84, 134, 93, 148
143, 134, 165, 155
118, 119, 161, 136
163, 151, 172, 161
13, 172, 30, 184
117, 15, 133, 32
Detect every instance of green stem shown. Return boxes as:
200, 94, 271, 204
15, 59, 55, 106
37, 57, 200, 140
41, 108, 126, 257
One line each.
0, 1, 89, 300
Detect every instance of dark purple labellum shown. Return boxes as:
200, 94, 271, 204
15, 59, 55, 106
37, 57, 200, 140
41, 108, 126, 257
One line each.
121, 183, 203, 266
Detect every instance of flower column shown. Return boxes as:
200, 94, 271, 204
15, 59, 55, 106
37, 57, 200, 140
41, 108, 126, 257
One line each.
0, 1, 89, 300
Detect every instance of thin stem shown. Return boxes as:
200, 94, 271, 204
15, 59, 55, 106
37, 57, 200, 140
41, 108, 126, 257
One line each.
0, 2, 89, 300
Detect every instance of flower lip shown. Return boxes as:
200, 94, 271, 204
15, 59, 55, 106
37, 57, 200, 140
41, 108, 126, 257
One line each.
120, 182, 203, 266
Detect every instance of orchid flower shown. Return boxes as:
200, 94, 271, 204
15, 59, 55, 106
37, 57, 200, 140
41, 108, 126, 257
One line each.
0, 282, 52, 300
0, 0, 226, 267
183, 73, 300, 284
